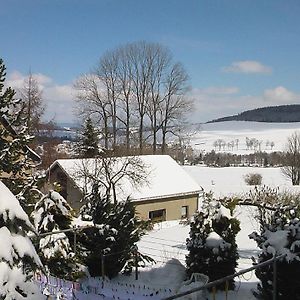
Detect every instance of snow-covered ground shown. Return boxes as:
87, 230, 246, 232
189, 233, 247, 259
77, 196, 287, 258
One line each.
133, 165, 299, 299
65, 164, 299, 299
58, 165, 268, 299
191, 121, 300, 154
183, 164, 300, 197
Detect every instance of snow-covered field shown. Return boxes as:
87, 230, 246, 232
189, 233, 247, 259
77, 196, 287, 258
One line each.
133, 164, 300, 299
191, 121, 300, 154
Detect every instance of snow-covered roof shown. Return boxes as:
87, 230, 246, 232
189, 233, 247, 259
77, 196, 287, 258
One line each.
50, 155, 202, 202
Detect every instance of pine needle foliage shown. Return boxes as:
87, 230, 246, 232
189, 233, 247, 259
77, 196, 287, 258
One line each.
186, 193, 240, 290
78, 183, 150, 278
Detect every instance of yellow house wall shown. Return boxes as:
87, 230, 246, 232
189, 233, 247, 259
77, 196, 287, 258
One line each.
134, 194, 198, 221
47, 166, 84, 211
48, 164, 199, 219
67, 182, 84, 211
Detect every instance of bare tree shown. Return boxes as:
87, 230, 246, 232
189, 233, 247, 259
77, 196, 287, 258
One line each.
74, 155, 149, 204
159, 63, 191, 154
282, 132, 300, 184
20, 71, 45, 134
74, 41, 192, 155
281, 131, 300, 185
74, 74, 111, 149
96, 50, 121, 149
116, 46, 134, 152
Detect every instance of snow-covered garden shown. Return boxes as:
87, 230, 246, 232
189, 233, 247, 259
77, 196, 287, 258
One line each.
34, 165, 299, 300
3, 56, 300, 299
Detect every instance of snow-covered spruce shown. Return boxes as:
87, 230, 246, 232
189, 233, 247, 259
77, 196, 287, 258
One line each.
31, 190, 82, 280
78, 183, 149, 278
75, 117, 100, 158
186, 193, 240, 290
0, 59, 41, 214
250, 207, 300, 299
0, 181, 43, 299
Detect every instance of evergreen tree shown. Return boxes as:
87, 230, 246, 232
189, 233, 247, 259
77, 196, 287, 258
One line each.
186, 193, 240, 290
0, 58, 41, 213
0, 181, 43, 299
76, 117, 100, 158
250, 207, 300, 299
78, 183, 149, 278
31, 190, 83, 280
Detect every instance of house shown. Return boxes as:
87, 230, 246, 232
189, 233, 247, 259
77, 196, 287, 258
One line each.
47, 155, 202, 221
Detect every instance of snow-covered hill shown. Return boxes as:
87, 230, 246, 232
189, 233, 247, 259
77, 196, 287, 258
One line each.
191, 121, 300, 154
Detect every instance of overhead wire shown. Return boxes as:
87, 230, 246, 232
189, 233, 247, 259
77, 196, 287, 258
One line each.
139, 245, 187, 255
142, 236, 186, 244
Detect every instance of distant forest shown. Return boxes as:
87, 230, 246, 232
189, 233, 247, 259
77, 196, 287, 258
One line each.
209, 104, 300, 123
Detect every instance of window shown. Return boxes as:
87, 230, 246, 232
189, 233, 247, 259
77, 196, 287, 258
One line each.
149, 209, 166, 222
181, 206, 188, 218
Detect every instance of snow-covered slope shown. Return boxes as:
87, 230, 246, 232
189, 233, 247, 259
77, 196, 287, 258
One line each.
191, 121, 300, 154
183, 165, 298, 198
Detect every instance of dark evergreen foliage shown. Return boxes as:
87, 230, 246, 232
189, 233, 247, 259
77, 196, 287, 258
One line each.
0, 58, 41, 213
209, 104, 300, 123
186, 194, 240, 290
76, 117, 100, 158
250, 207, 300, 299
78, 183, 150, 278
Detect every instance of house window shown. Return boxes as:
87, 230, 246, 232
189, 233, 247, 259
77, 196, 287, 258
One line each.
181, 206, 188, 218
149, 209, 166, 222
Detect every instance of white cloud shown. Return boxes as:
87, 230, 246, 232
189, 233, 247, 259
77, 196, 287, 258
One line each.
263, 86, 298, 103
189, 86, 300, 123
192, 86, 239, 96
222, 60, 272, 74
6, 71, 76, 124
43, 84, 76, 123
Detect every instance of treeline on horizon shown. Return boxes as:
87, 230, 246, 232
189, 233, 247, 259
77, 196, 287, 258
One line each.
209, 104, 300, 123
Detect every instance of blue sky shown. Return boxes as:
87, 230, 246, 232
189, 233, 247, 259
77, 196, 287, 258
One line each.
1, 0, 300, 123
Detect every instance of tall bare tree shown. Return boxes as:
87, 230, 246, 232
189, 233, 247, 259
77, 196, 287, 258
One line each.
116, 46, 134, 152
20, 71, 45, 134
74, 41, 192, 154
74, 74, 111, 149
281, 131, 300, 185
97, 50, 121, 148
159, 63, 191, 154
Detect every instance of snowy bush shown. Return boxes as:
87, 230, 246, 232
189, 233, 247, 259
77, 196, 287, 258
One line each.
186, 193, 240, 290
250, 207, 300, 299
244, 173, 262, 186
0, 181, 43, 299
78, 183, 150, 278
31, 190, 84, 280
